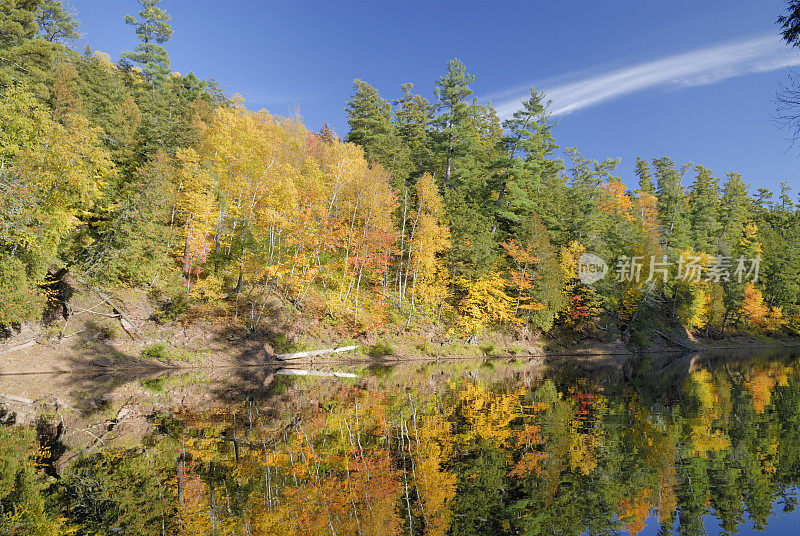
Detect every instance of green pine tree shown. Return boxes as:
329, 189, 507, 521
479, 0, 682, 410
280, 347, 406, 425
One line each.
635, 156, 655, 194
0, 0, 63, 97
687, 165, 722, 254
393, 82, 433, 185
653, 156, 691, 252
565, 148, 618, 251
718, 172, 751, 255
122, 0, 173, 84
343, 78, 397, 172
433, 58, 476, 188
491, 88, 562, 237
35, 0, 79, 43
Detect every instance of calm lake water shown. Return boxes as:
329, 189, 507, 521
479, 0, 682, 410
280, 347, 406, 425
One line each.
2, 348, 800, 535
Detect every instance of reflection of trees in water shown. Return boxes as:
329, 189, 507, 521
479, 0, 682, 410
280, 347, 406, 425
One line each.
2, 353, 800, 535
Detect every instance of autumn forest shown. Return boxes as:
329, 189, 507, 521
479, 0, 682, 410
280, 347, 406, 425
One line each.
1, 0, 799, 346
3, 1, 800, 535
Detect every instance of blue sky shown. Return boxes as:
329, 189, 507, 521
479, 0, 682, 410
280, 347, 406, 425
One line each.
69, 0, 799, 195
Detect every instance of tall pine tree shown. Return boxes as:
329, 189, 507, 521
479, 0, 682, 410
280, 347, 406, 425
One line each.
35, 0, 79, 43
653, 157, 690, 252
433, 58, 476, 188
0, 0, 62, 97
718, 172, 751, 254
393, 82, 433, 185
491, 88, 562, 236
122, 0, 173, 84
343, 78, 397, 174
635, 157, 655, 194
688, 165, 721, 254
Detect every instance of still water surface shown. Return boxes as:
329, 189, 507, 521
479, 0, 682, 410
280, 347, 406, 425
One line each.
2, 349, 800, 535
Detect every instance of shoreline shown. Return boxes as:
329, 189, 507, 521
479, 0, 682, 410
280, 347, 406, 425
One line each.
1, 338, 798, 377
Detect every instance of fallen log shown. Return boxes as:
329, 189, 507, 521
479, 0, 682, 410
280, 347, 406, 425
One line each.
0, 340, 36, 356
274, 345, 359, 361
652, 329, 703, 351
0, 392, 35, 405
97, 292, 143, 339
276, 369, 358, 378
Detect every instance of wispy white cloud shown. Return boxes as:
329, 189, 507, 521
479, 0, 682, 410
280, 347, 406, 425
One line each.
493, 34, 800, 118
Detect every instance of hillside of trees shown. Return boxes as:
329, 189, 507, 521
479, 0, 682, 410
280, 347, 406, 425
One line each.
2, 0, 800, 349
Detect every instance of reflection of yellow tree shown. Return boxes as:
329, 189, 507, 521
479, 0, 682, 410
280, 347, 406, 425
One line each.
509, 420, 548, 478
685, 369, 730, 457
617, 489, 651, 535
172, 435, 243, 536
656, 461, 677, 525
456, 381, 521, 447
246, 400, 405, 535
568, 390, 606, 476
743, 362, 789, 414
568, 421, 599, 475
92, 359, 800, 536
688, 415, 729, 458
414, 414, 457, 536
624, 396, 677, 524
746, 371, 775, 415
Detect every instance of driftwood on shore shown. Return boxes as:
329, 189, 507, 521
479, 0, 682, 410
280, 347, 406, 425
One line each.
276, 369, 359, 378
274, 345, 359, 361
0, 340, 36, 356
0, 392, 35, 405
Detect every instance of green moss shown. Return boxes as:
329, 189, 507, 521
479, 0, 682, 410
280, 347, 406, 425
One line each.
507, 344, 524, 355
632, 329, 650, 348
141, 342, 169, 361
368, 339, 395, 358
140, 377, 166, 392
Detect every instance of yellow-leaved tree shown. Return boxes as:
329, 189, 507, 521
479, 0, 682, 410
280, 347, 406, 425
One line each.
0, 87, 113, 324
558, 241, 603, 334
502, 214, 565, 332
456, 272, 516, 341
408, 173, 451, 310
673, 250, 714, 331
634, 190, 659, 239
174, 148, 217, 287
185, 100, 398, 329
599, 178, 633, 221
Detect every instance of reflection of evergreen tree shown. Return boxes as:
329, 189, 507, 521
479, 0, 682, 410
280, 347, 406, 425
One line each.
674, 448, 710, 536
774, 376, 800, 501
728, 376, 775, 530
707, 454, 744, 535
449, 444, 509, 536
